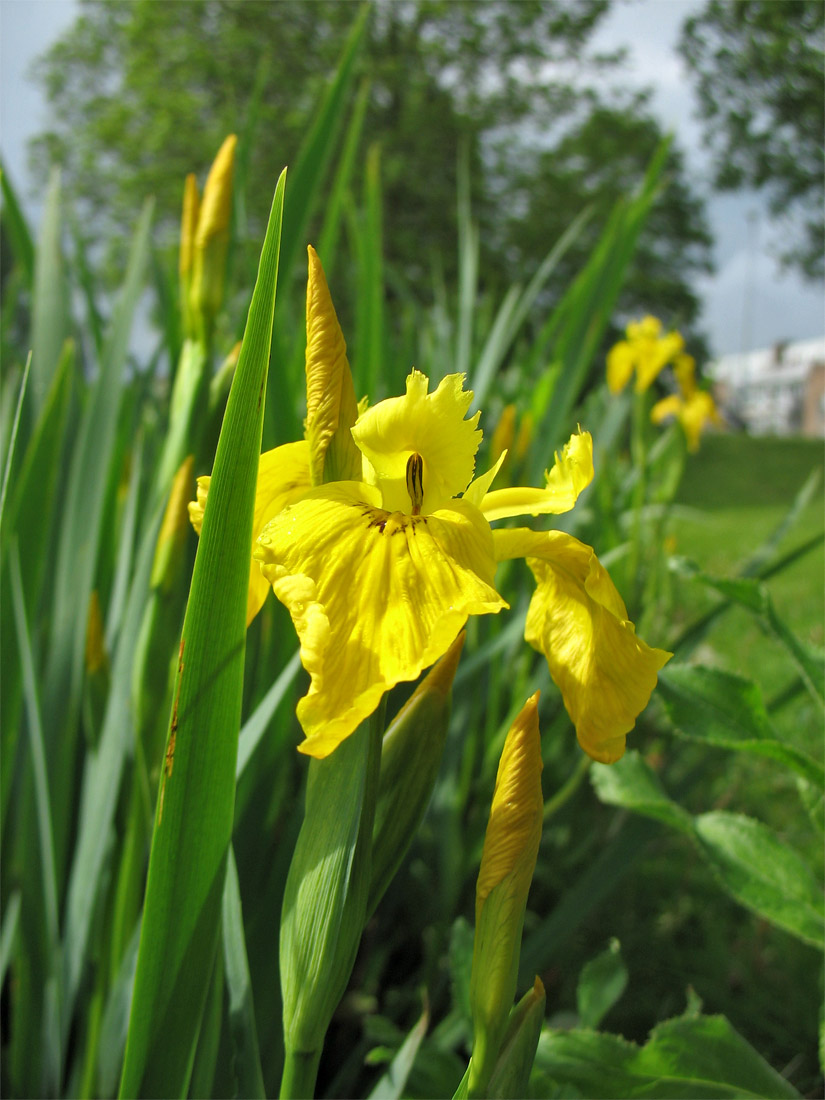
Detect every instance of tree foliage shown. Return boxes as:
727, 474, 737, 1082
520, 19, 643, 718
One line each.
29, 0, 712, 336
679, 0, 825, 280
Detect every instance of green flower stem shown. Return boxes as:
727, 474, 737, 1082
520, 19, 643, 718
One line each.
627, 388, 650, 611
280, 1048, 323, 1100
543, 753, 591, 822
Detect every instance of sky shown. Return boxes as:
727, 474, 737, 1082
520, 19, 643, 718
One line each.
1, 0, 823, 360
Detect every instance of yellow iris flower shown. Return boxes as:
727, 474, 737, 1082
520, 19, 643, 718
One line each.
651, 353, 722, 451
191, 249, 670, 762
606, 315, 685, 394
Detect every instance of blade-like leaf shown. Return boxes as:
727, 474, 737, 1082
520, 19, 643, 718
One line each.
119, 169, 286, 1100
29, 168, 68, 414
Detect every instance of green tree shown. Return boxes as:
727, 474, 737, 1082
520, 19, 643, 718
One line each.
29, 0, 711, 341
501, 91, 713, 341
679, 0, 825, 280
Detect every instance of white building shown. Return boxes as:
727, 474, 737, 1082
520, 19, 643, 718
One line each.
708, 337, 825, 437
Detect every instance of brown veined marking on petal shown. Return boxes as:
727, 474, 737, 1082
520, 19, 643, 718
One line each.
159, 637, 185, 824
406, 452, 424, 515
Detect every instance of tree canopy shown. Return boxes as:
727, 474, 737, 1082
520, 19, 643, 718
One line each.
29, 0, 713, 338
680, 0, 825, 280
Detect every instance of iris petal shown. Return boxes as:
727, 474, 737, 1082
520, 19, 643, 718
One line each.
493, 528, 670, 763
255, 484, 506, 757
352, 371, 482, 514
479, 430, 593, 521
189, 440, 311, 624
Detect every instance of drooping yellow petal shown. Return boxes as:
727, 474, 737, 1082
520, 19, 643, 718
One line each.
304, 245, 361, 485
352, 370, 482, 514
189, 441, 311, 625
681, 389, 721, 452
606, 340, 635, 393
479, 430, 593, 521
650, 393, 683, 425
493, 528, 670, 763
254, 484, 506, 757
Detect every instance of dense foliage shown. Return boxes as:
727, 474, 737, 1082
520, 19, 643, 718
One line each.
680, 0, 825, 280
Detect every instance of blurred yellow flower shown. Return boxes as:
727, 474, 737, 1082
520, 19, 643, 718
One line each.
651, 352, 722, 451
607, 315, 685, 394
193, 251, 670, 761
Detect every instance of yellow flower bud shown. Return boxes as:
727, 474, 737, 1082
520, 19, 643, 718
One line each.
469, 692, 543, 1097
178, 173, 199, 282
304, 245, 362, 485
189, 135, 237, 332
152, 455, 194, 592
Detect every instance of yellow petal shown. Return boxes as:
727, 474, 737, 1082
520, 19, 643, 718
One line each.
464, 450, 507, 509
681, 390, 720, 452
673, 352, 696, 397
479, 429, 593, 521
189, 441, 311, 625
476, 692, 543, 908
650, 393, 683, 425
626, 315, 662, 342
352, 370, 482, 514
255, 485, 506, 757
606, 341, 635, 394
493, 528, 671, 763
634, 330, 684, 392
304, 245, 361, 485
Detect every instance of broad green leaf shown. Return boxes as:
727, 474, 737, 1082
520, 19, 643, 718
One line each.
590, 753, 693, 835
235, 648, 301, 780
658, 664, 824, 788
29, 168, 69, 415
118, 170, 286, 1099
533, 1013, 800, 1098
576, 939, 627, 1030
222, 846, 266, 1100
694, 811, 824, 949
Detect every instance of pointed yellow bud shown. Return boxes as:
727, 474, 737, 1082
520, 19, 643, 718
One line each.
491, 404, 516, 465
189, 134, 237, 332
469, 693, 543, 1097
476, 692, 543, 907
85, 590, 107, 675
152, 455, 194, 591
304, 245, 362, 485
195, 134, 236, 249
179, 173, 200, 281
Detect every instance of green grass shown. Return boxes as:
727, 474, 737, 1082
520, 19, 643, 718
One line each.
669, 432, 824, 754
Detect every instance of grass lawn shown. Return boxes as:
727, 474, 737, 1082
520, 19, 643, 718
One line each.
667, 429, 824, 775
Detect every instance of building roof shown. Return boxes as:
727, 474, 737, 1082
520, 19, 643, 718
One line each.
708, 337, 825, 387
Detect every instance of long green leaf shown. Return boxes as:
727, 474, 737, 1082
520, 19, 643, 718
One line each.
0, 352, 30, 530
44, 201, 153, 887
119, 168, 286, 1099
29, 168, 69, 415
222, 846, 266, 1100
0, 162, 35, 286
